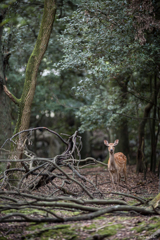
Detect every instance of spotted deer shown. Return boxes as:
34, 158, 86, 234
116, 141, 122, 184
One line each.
104, 139, 127, 190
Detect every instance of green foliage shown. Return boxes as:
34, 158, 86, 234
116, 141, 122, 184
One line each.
2, 0, 82, 132
55, 0, 160, 132
2, 0, 160, 151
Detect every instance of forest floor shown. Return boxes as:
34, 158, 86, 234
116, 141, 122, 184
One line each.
0, 164, 160, 240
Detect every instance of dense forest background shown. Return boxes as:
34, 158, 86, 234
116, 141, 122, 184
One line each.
1, 1, 160, 239
0, 0, 160, 174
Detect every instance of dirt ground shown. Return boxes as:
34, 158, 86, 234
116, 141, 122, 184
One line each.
0, 164, 160, 240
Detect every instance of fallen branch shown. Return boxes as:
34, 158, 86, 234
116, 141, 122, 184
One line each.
110, 192, 147, 204
0, 204, 157, 223
146, 229, 160, 240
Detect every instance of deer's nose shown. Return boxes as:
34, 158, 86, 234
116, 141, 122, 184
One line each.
110, 149, 113, 154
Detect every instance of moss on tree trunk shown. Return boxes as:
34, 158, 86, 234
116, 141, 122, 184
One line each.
16, 0, 56, 135
3, 0, 56, 184
149, 192, 160, 209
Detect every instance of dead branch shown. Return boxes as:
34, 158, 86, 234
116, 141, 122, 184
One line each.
0, 191, 127, 206
1, 127, 68, 149
0, 128, 158, 227
1, 129, 83, 190
110, 192, 147, 204
0, 204, 156, 223
146, 229, 160, 240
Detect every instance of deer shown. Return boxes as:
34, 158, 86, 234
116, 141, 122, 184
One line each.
104, 139, 127, 190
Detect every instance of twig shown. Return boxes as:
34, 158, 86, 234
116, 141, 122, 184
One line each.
110, 192, 146, 204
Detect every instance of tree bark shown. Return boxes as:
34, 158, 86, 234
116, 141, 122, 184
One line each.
150, 75, 157, 173
4, 0, 56, 159
0, 9, 12, 149
2, 1, 56, 185
116, 120, 130, 157
149, 192, 160, 208
136, 79, 160, 173
115, 78, 130, 157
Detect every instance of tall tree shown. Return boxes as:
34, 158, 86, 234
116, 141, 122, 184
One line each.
3, 0, 56, 159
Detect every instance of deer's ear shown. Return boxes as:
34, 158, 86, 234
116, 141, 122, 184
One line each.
104, 140, 109, 146
114, 139, 119, 146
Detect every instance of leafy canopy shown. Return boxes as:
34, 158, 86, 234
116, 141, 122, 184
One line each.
55, 0, 160, 132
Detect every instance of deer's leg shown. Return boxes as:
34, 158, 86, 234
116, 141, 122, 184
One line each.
109, 171, 116, 190
116, 171, 120, 191
123, 166, 127, 185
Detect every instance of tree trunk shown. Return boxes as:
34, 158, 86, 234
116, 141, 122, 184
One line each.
149, 192, 160, 207
136, 79, 160, 173
150, 75, 157, 173
116, 120, 130, 157
16, 0, 56, 134
4, 0, 56, 159
115, 78, 130, 158
3, 0, 56, 185
81, 131, 91, 159
0, 9, 12, 149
